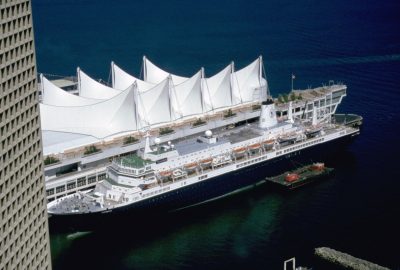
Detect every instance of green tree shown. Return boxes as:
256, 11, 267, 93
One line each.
290, 92, 296, 101
283, 94, 289, 103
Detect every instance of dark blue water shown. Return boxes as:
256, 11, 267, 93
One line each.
32, 0, 400, 269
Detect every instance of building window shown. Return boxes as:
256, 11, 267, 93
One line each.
67, 181, 76, 190
88, 175, 96, 184
55, 186, 65, 194
77, 177, 86, 187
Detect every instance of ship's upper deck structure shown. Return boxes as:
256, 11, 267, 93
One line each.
40, 57, 348, 202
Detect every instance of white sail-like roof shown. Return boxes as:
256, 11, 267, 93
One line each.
40, 86, 137, 139
137, 78, 172, 128
78, 68, 121, 99
232, 57, 263, 103
171, 70, 203, 118
143, 56, 188, 85
40, 75, 100, 106
111, 62, 154, 91
203, 64, 233, 110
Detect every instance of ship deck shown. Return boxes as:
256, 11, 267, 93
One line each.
48, 122, 358, 215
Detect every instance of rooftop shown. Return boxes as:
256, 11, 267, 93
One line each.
116, 154, 152, 169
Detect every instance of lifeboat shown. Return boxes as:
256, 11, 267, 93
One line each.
278, 134, 297, 144
311, 162, 325, 171
159, 171, 172, 178
184, 162, 197, 170
305, 126, 322, 138
249, 143, 261, 150
200, 158, 213, 166
263, 139, 275, 150
285, 173, 299, 182
233, 147, 246, 155
263, 139, 274, 145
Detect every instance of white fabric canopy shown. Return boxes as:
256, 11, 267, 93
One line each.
78, 68, 121, 99
111, 62, 154, 91
171, 70, 203, 118
40, 86, 137, 138
136, 78, 172, 128
143, 56, 188, 85
203, 64, 233, 110
232, 57, 263, 103
40, 75, 100, 106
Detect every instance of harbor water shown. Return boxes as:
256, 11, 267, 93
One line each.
32, 0, 400, 269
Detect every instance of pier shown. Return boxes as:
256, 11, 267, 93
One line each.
315, 247, 390, 270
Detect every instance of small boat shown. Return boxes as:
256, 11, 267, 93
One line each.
278, 134, 298, 144
159, 171, 172, 178
249, 143, 261, 150
184, 162, 197, 171
263, 139, 274, 145
266, 162, 334, 190
263, 139, 275, 150
199, 158, 213, 166
305, 126, 322, 138
233, 147, 246, 155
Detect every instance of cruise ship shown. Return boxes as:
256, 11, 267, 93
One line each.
39, 56, 360, 229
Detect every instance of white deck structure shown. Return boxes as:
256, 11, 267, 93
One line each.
40, 56, 348, 202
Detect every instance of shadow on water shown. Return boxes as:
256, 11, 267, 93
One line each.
50, 149, 362, 270
51, 182, 289, 269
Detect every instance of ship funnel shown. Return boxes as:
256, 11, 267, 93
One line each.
144, 132, 152, 153
258, 99, 278, 129
288, 101, 294, 123
312, 106, 318, 126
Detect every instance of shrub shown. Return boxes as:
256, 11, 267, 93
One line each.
159, 127, 174, 135
193, 118, 206, 127
44, 156, 59, 166
297, 93, 303, 100
283, 94, 289, 103
123, 136, 138, 145
224, 109, 236, 118
290, 92, 296, 101
84, 145, 100, 155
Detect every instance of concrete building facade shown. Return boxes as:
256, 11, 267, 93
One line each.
0, 0, 52, 269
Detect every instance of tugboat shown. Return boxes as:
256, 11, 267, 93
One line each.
266, 162, 334, 190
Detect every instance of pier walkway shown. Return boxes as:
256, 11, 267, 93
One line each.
315, 247, 390, 270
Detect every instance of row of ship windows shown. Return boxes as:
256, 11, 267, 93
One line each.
198, 174, 208, 180
142, 187, 170, 198
237, 155, 268, 168
46, 173, 107, 197
283, 138, 324, 153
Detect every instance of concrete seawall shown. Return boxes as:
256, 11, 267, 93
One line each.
315, 247, 390, 270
